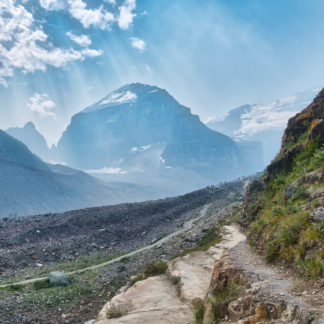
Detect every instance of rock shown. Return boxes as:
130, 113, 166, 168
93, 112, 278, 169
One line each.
48, 271, 69, 287
310, 207, 324, 221
249, 304, 267, 324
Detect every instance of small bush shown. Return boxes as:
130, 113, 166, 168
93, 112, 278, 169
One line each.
280, 223, 302, 246
169, 275, 181, 286
6, 284, 23, 292
298, 258, 324, 280
193, 300, 205, 324
143, 261, 168, 277
272, 206, 284, 217
107, 303, 130, 319
33, 279, 51, 290
290, 186, 310, 202
197, 226, 220, 249
266, 240, 279, 263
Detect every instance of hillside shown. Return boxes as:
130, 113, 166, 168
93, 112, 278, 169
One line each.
241, 87, 324, 279
0, 131, 153, 217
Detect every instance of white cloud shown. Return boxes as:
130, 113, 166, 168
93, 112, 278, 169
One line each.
118, 0, 136, 29
67, 0, 114, 29
39, 0, 65, 10
0, 0, 102, 86
66, 31, 91, 47
130, 37, 145, 51
27, 93, 56, 118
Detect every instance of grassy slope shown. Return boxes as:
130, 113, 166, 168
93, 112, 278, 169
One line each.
245, 138, 324, 279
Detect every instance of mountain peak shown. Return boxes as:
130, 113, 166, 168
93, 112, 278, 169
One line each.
82, 83, 166, 114
24, 121, 36, 129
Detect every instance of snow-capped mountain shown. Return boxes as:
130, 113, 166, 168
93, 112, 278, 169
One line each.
6, 122, 50, 161
54, 83, 263, 189
207, 87, 321, 164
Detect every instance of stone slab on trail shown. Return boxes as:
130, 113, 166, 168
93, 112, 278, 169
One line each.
95, 276, 193, 324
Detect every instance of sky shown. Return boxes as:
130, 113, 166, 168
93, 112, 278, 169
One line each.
1, 0, 324, 145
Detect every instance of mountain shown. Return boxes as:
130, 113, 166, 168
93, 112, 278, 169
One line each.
0, 130, 154, 217
241, 86, 324, 277
54, 83, 263, 190
6, 122, 50, 161
207, 87, 320, 165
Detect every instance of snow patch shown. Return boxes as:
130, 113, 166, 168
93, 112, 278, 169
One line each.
131, 144, 152, 152
86, 167, 128, 175
100, 90, 137, 105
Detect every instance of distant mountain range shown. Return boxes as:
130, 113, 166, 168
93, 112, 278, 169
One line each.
0, 130, 156, 217
52, 83, 263, 188
6, 122, 50, 161
206, 87, 320, 164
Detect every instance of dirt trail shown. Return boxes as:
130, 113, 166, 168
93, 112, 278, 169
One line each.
94, 225, 324, 324
230, 236, 324, 323
0, 205, 210, 288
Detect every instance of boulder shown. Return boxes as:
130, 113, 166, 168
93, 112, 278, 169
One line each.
310, 207, 324, 222
48, 271, 69, 287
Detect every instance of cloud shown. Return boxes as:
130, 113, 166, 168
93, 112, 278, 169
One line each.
39, 0, 137, 30
39, 0, 65, 10
67, 0, 114, 29
118, 0, 136, 29
27, 93, 56, 118
0, 0, 102, 86
66, 31, 91, 47
130, 37, 145, 51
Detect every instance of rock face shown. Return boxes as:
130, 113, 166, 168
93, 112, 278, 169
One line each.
54, 83, 261, 185
7, 122, 50, 161
207, 87, 319, 165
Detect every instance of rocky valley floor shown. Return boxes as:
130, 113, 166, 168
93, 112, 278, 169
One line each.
0, 180, 245, 324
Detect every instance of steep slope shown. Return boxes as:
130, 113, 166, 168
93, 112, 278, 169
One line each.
241, 87, 324, 279
54, 83, 262, 185
0, 131, 151, 217
207, 87, 319, 165
7, 122, 50, 161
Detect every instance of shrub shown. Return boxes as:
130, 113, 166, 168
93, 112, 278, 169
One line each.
266, 240, 279, 263
290, 186, 310, 202
272, 206, 284, 217
107, 303, 130, 319
143, 261, 168, 278
298, 258, 324, 280
33, 279, 51, 290
193, 300, 205, 324
197, 226, 220, 249
280, 223, 302, 246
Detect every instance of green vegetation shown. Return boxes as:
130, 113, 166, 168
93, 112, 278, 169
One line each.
33, 278, 51, 290
0, 270, 103, 314
131, 261, 168, 284
247, 139, 324, 279
107, 303, 130, 319
171, 226, 221, 260
193, 299, 205, 324
1, 252, 119, 285
143, 261, 168, 277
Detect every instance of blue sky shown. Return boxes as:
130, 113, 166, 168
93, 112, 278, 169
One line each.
1, 0, 324, 145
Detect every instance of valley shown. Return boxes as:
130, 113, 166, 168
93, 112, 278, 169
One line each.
0, 179, 246, 323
